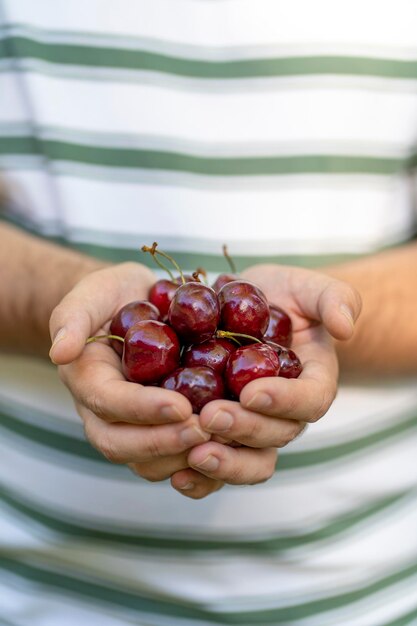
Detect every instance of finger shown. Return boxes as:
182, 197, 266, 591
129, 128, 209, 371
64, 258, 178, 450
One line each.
81, 409, 210, 464
188, 442, 277, 485
200, 400, 306, 448
60, 341, 192, 424
171, 468, 224, 499
291, 270, 362, 341
128, 452, 189, 482
49, 262, 154, 364
240, 328, 338, 423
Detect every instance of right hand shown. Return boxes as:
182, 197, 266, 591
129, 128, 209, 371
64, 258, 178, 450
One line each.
49, 262, 221, 494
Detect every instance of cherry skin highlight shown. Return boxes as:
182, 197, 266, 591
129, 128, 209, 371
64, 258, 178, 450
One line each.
183, 338, 236, 374
148, 279, 178, 320
168, 282, 220, 344
225, 343, 280, 398
161, 366, 225, 413
110, 300, 160, 355
218, 280, 270, 340
122, 320, 180, 385
264, 304, 293, 348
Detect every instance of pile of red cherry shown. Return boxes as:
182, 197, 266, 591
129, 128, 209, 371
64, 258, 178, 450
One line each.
92, 244, 302, 413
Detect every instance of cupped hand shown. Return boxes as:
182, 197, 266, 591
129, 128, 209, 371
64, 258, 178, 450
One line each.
171, 263, 361, 498
49, 262, 215, 485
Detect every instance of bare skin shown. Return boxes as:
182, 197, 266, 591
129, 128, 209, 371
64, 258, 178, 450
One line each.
3, 223, 417, 499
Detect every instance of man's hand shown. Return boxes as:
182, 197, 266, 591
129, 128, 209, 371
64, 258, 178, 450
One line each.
171, 264, 361, 499
49, 263, 213, 485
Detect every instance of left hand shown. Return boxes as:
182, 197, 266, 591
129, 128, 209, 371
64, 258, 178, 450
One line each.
171, 263, 361, 499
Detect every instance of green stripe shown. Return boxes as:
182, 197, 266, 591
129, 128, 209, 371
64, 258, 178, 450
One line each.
0, 212, 365, 272
1, 556, 417, 623
66, 243, 360, 273
385, 606, 417, 626
278, 411, 417, 470
1, 404, 417, 472
0, 135, 415, 176
1, 34, 417, 80
0, 408, 105, 464
1, 482, 412, 553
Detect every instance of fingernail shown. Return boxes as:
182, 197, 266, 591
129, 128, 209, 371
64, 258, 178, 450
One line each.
161, 405, 187, 422
246, 392, 272, 411
49, 328, 66, 362
194, 455, 220, 472
179, 482, 195, 491
180, 426, 209, 447
340, 304, 355, 329
207, 410, 233, 433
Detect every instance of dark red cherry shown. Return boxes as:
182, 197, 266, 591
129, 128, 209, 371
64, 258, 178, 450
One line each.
161, 366, 225, 413
218, 280, 270, 340
110, 300, 160, 355
122, 320, 180, 384
277, 348, 302, 379
175, 275, 195, 284
168, 282, 220, 344
264, 304, 293, 348
265, 341, 303, 379
183, 338, 236, 374
225, 343, 279, 398
148, 279, 178, 320
212, 273, 238, 293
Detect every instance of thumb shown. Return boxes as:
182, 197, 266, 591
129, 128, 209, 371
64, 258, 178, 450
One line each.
317, 279, 362, 341
49, 262, 156, 364
49, 272, 116, 365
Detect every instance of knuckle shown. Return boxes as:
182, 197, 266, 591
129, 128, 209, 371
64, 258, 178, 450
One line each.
245, 414, 263, 441
257, 455, 277, 483
96, 430, 125, 464
309, 385, 335, 423
277, 421, 301, 447
144, 429, 164, 459
284, 390, 300, 419
228, 463, 245, 485
85, 389, 107, 420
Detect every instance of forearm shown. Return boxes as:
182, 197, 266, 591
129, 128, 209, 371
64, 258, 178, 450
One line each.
322, 241, 417, 375
0, 222, 108, 357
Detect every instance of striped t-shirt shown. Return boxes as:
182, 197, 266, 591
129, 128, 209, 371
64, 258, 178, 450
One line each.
1, 1, 417, 625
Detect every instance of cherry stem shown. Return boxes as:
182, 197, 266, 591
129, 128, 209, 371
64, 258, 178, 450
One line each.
216, 330, 262, 344
86, 334, 124, 345
192, 267, 208, 285
222, 244, 237, 274
141, 243, 175, 282
142, 242, 185, 285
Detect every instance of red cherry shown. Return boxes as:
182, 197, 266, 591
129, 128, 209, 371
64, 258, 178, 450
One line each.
110, 300, 160, 355
265, 341, 303, 379
225, 343, 279, 398
148, 279, 178, 320
161, 366, 225, 413
277, 348, 302, 379
183, 338, 236, 374
168, 282, 220, 344
218, 280, 270, 340
264, 304, 293, 348
122, 320, 180, 384
175, 275, 195, 284
212, 273, 238, 293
